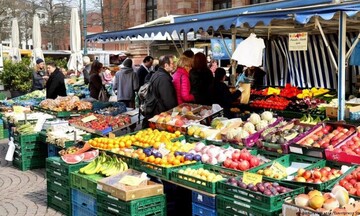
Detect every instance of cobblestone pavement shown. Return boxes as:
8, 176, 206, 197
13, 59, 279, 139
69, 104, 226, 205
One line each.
0, 139, 63, 216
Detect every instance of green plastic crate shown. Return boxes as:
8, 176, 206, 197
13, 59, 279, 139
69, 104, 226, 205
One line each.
97, 190, 166, 216
216, 177, 305, 211
171, 135, 202, 143
14, 133, 38, 145
47, 181, 71, 200
134, 158, 198, 179
38, 131, 47, 143
217, 195, 282, 216
14, 147, 46, 158
281, 160, 355, 192
106, 150, 135, 169
3, 129, 9, 139
326, 167, 358, 199
34, 106, 91, 118
248, 154, 322, 180
46, 157, 88, 177
12, 157, 45, 171
70, 171, 104, 197
47, 194, 71, 216
171, 164, 239, 194
47, 171, 70, 187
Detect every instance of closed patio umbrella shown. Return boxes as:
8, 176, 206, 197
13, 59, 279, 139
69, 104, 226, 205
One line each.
10, 18, 21, 62
67, 8, 83, 74
31, 15, 44, 66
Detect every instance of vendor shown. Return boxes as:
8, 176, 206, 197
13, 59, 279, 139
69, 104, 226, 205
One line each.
243, 66, 266, 87
45, 62, 67, 99
213, 68, 242, 118
32, 58, 48, 91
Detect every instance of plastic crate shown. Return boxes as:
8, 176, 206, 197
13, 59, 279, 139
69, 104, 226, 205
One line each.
47, 194, 71, 216
47, 144, 60, 157
47, 171, 69, 187
46, 157, 88, 178
14, 146, 46, 158
216, 177, 305, 211
192, 191, 216, 209
326, 167, 359, 200
192, 203, 216, 216
3, 129, 9, 139
72, 202, 97, 216
97, 205, 165, 216
171, 135, 202, 143
47, 181, 71, 200
12, 157, 45, 171
248, 154, 322, 180
216, 195, 282, 216
171, 164, 239, 194
14, 133, 38, 145
97, 190, 166, 216
70, 171, 104, 197
281, 160, 355, 192
71, 188, 97, 213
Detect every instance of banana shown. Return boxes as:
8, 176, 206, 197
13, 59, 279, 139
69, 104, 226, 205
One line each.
79, 159, 97, 173
85, 159, 101, 175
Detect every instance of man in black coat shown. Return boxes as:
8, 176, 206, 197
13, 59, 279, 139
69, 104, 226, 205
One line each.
136, 56, 154, 87
46, 62, 67, 99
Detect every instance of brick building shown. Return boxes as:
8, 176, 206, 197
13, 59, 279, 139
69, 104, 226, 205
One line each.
100, 0, 273, 64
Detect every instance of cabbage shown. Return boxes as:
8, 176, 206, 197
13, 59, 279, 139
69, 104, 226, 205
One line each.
249, 113, 261, 125
261, 111, 273, 121
243, 122, 255, 133
256, 120, 269, 131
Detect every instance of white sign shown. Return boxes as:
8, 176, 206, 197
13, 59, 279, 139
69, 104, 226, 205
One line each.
289, 32, 308, 51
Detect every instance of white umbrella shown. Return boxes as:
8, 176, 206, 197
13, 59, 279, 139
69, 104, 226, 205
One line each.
31, 15, 44, 67
10, 18, 21, 62
67, 8, 83, 74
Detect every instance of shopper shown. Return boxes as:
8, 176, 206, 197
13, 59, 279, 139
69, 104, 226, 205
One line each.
32, 58, 48, 91
45, 62, 67, 99
113, 58, 139, 107
213, 67, 241, 118
82, 56, 91, 84
209, 59, 218, 75
88, 60, 104, 100
137, 56, 154, 87
189, 52, 214, 105
243, 66, 266, 87
172, 54, 194, 105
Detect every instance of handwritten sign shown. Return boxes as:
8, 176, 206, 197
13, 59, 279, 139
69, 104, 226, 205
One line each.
108, 132, 116, 139
119, 176, 145, 186
13, 106, 25, 113
242, 172, 262, 185
270, 161, 288, 178
81, 115, 97, 123
289, 32, 308, 51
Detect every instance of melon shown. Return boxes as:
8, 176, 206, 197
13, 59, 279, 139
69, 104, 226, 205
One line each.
83, 149, 99, 162
61, 154, 84, 164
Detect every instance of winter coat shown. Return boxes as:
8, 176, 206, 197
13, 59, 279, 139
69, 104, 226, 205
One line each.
46, 68, 67, 99
149, 68, 177, 116
32, 70, 45, 91
172, 67, 194, 105
136, 64, 149, 87
189, 68, 214, 105
213, 81, 241, 118
83, 64, 91, 85
113, 67, 139, 101
89, 73, 103, 100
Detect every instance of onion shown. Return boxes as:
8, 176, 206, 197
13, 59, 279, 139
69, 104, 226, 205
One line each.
333, 189, 349, 207
195, 142, 205, 152
208, 157, 218, 165
217, 153, 227, 163
201, 154, 209, 163
295, 194, 310, 207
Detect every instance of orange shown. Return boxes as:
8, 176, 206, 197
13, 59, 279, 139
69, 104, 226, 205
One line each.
143, 157, 149, 162
160, 158, 168, 166
173, 159, 180, 166
153, 142, 161, 149
148, 155, 155, 163
120, 141, 125, 148
139, 153, 146, 160
175, 131, 181, 137
154, 158, 162, 165
125, 140, 132, 148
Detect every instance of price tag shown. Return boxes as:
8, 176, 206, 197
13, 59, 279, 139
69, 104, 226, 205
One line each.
119, 176, 144, 186
81, 115, 97, 123
13, 106, 25, 113
289, 146, 303, 154
242, 172, 262, 185
270, 161, 287, 177
108, 132, 116, 139
34, 116, 47, 132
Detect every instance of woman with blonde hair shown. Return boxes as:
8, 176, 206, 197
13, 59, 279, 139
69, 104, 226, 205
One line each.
172, 54, 194, 105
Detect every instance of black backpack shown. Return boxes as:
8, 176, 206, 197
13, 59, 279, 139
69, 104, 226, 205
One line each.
138, 74, 163, 118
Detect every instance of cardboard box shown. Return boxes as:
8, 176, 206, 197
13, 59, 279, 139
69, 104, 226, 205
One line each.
325, 104, 360, 119
97, 169, 164, 201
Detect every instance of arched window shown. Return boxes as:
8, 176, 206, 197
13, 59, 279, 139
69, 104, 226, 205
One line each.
250, 0, 273, 4
146, 0, 157, 22
213, 0, 232, 10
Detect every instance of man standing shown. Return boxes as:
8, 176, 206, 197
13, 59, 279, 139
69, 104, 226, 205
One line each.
32, 58, 48, 91
82, 56, 91, 84
45, 62, 67, 99
136, 56, 154, 87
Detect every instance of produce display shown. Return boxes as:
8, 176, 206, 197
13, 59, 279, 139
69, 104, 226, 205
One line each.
138, 148, 196, 167
39, 96, 92, 112
262, 123, 312, 145
225, 177, 292, 196
15, 122, 35, 135
291, 167, 343, 183
46, 125, 88, 148
222, 149, 266, 171
79, 152, 128, 176
297, 87, 329, 99
4, 111, 54, 123
335, 167, 360, 196
328, 133, 360, 156
69, 113, 131, 132
250, 96, 291, 110
177, 167, 224, 183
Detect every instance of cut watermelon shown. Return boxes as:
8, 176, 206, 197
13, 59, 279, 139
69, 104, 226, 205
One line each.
83, 149, 99, 162
61, 154, 84, 164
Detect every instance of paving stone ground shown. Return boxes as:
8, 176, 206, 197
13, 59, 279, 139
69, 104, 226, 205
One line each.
0, 139, 63, 216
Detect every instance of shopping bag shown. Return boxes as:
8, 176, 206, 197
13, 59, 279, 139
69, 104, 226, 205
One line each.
239, 83, 251, 104
98, 86, 109, 102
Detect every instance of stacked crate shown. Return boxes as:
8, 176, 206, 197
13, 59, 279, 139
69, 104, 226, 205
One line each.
192, 191, 217, 216
0, 119, 4, 139
97, 189, 167, 216
46, 157, 87, 215
12, 133, 47, 171
70, 171, 104, 216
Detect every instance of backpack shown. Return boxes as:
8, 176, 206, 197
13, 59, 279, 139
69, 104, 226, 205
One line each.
138, 74, 163, 118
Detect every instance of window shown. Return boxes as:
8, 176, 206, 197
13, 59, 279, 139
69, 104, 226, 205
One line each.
213, 0, 231, 10
146, 0, 157, 22
250, 0, 273, 4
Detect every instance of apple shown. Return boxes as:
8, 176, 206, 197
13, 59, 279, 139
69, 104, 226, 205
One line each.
314, 179, 322, 184
296, 176, 306, 182
298, 168, 306, 176
320, 168, 329, 177
305, 138, 314, 145
303, 170, 312, 180
232, 152, 240, 161
313, 170, 322, 179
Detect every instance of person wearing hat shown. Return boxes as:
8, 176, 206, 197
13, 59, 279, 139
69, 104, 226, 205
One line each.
32, 58, 48, 91
113, 58, 139, 107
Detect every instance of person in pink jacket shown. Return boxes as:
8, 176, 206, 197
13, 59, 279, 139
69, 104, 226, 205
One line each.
172, 55, 194, 105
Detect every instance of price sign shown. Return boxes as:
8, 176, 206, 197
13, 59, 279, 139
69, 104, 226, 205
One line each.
270, 161, 287, 177
81, 115, 97, 123
108, 132, 116, 139
13, 106, 25, 113
242, 172, 262, 185
34, 116, 47, 132
119, 176, 145, 186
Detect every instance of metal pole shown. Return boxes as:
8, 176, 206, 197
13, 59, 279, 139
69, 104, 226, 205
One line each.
337, 11, 346, 121
83, 0, 87, 55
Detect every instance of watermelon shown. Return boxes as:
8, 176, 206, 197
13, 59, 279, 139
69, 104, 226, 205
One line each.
83, 149, 99, 162
61, 154, 84, 164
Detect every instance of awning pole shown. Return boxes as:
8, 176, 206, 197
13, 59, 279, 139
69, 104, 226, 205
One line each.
184, 31, 188, 50
231, 28, 237, 82
219, 30, 232, 58
169, 34, 182, 56
316, 18, 338, 72
345, 33, 360, 61
337, 12, 347, 121
176, 32, 185, 52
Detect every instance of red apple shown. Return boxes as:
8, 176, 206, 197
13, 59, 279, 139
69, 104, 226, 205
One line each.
320, 176, 328, 182
232, 152, 240, 161
297, 168, 306, 176
320, 168, 329, 177
314, 179, 322, 184
303, 170, 312, 179
357, 172, 360, 181
313, 170, 321, 179
306, 179, 314, 183
349, 178, 357, 186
